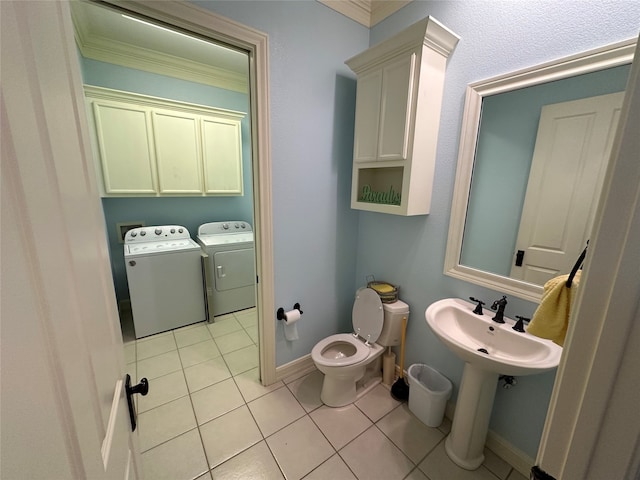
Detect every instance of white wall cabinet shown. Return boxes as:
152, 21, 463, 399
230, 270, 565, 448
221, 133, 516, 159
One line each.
85, 86, 245, 197
90, 100, 157, 194
346, 17, 459, 215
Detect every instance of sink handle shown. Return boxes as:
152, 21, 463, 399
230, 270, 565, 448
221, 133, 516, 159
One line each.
513, 316, 530, 333
469, 297, 485, 315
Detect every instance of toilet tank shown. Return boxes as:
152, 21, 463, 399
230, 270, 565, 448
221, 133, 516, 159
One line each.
377, 299, 410, 346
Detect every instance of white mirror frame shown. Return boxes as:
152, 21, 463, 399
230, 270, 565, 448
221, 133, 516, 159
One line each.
444, 38, 637, 303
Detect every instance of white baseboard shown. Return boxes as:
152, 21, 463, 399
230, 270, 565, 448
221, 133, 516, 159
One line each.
485, 430, 534, 477
275, 354, 316, 383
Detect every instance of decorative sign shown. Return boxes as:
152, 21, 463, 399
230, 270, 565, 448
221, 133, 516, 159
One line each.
359, 185, 401, 206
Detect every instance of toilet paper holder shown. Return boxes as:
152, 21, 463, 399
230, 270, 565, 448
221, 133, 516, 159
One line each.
277, 303, 303, 320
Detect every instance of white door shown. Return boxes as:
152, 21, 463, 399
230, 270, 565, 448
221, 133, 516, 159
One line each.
92, 100, 157, 194
1, 2, 141, 478
353, 70, 383, 162
153, 110, 203, 194
201, 116, 244, 194
378, 53, 415, 161
510, 92, 624, 284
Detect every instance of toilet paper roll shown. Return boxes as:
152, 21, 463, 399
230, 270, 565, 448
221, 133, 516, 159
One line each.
283, 309, 301, 341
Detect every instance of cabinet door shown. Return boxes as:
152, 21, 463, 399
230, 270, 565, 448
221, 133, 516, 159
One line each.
201, 117, 243, 195
152, 110, 202, 194
353, 70, 382, 162
378, 54, 415, 161
92, 102, 156, 194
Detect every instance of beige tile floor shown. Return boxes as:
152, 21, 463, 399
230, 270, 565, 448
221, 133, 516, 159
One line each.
122, 308, 527, 480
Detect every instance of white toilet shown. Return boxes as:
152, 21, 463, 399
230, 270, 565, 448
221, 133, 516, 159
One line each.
311, 288, 409, 407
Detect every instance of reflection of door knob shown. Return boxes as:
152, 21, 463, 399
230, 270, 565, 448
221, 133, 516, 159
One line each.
125, 374, 149, 432
129, 260, 136, 267
515, 250, 525, 267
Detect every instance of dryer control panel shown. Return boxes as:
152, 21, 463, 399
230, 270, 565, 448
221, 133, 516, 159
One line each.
125, 225, 191, 244
198, 221, 252, 236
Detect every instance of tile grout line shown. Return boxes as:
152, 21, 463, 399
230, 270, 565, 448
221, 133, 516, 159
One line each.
172, 327, 218, 479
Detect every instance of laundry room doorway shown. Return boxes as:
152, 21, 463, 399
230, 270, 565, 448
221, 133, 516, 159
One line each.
71, 1, 276, 385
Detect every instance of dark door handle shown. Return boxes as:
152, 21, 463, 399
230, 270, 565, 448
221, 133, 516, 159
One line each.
515, 250, 525, 267
125, 374, 149, 432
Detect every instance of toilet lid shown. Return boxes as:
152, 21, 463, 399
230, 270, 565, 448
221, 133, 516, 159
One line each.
352, 288, 383, 343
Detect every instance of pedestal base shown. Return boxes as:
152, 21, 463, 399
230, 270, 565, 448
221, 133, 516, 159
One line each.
445, 363, 499, 470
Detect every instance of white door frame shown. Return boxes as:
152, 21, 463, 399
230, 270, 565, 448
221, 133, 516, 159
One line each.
536, 42, 640, 479
99, 0, 277, 384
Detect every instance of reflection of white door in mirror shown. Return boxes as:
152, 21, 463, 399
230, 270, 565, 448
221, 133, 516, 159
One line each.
511, 92, 624, 284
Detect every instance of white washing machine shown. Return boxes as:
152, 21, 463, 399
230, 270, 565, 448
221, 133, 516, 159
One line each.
197, 221, 256, 317
124, 225, 206, 338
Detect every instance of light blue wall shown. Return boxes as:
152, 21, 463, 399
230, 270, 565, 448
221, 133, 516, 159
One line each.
462, 65, 631, 276
80, 58, 253, 302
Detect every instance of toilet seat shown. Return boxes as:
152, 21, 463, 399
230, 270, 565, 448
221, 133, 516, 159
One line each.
311, 288, 385, 368
311, 334, 371, 367
352, 287, 384, 343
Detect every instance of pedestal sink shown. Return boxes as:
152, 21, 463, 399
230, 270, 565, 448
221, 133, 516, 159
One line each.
425, 298, 562, 470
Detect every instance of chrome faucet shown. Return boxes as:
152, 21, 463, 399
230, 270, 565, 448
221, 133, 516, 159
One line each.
491, 296, 507, 324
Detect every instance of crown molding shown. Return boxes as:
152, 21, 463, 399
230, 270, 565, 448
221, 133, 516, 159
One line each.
318, 0, 411, 28
346, 16, 460, 73
72, 11, 248, 93
370, 1, 412, 26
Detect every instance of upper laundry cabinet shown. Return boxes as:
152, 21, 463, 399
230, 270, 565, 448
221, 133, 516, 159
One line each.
346, 17, 459, 216
84, 86, 246, 197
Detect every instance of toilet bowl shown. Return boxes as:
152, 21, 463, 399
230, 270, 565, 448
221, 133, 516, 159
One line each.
311, 288, 409, 407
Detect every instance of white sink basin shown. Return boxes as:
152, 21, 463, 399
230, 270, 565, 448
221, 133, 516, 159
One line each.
425, 298, 563, 470
425, 298, 562, 376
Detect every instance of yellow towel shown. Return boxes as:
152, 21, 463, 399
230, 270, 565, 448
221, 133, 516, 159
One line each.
527, 271, 581, 346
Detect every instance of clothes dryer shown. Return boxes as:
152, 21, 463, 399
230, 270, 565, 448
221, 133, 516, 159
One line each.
197, 221, 256, 317
124, 225, 206, 338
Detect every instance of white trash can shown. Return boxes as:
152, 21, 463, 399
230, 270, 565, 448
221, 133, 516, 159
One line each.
407, 364, 452, 427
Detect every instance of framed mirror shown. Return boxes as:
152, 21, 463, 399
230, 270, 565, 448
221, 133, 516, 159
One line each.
444, 38, 636, 302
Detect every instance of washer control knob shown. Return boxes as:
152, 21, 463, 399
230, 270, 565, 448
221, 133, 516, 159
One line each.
131, 232, 137, 237
241, 224, 246, 229
170, 228, 176, 234
178, 228, 183, 233
235, 223, 240, 228
140, 230, 146, 236
222, 223, 229, 230
155, 228, 162, 235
